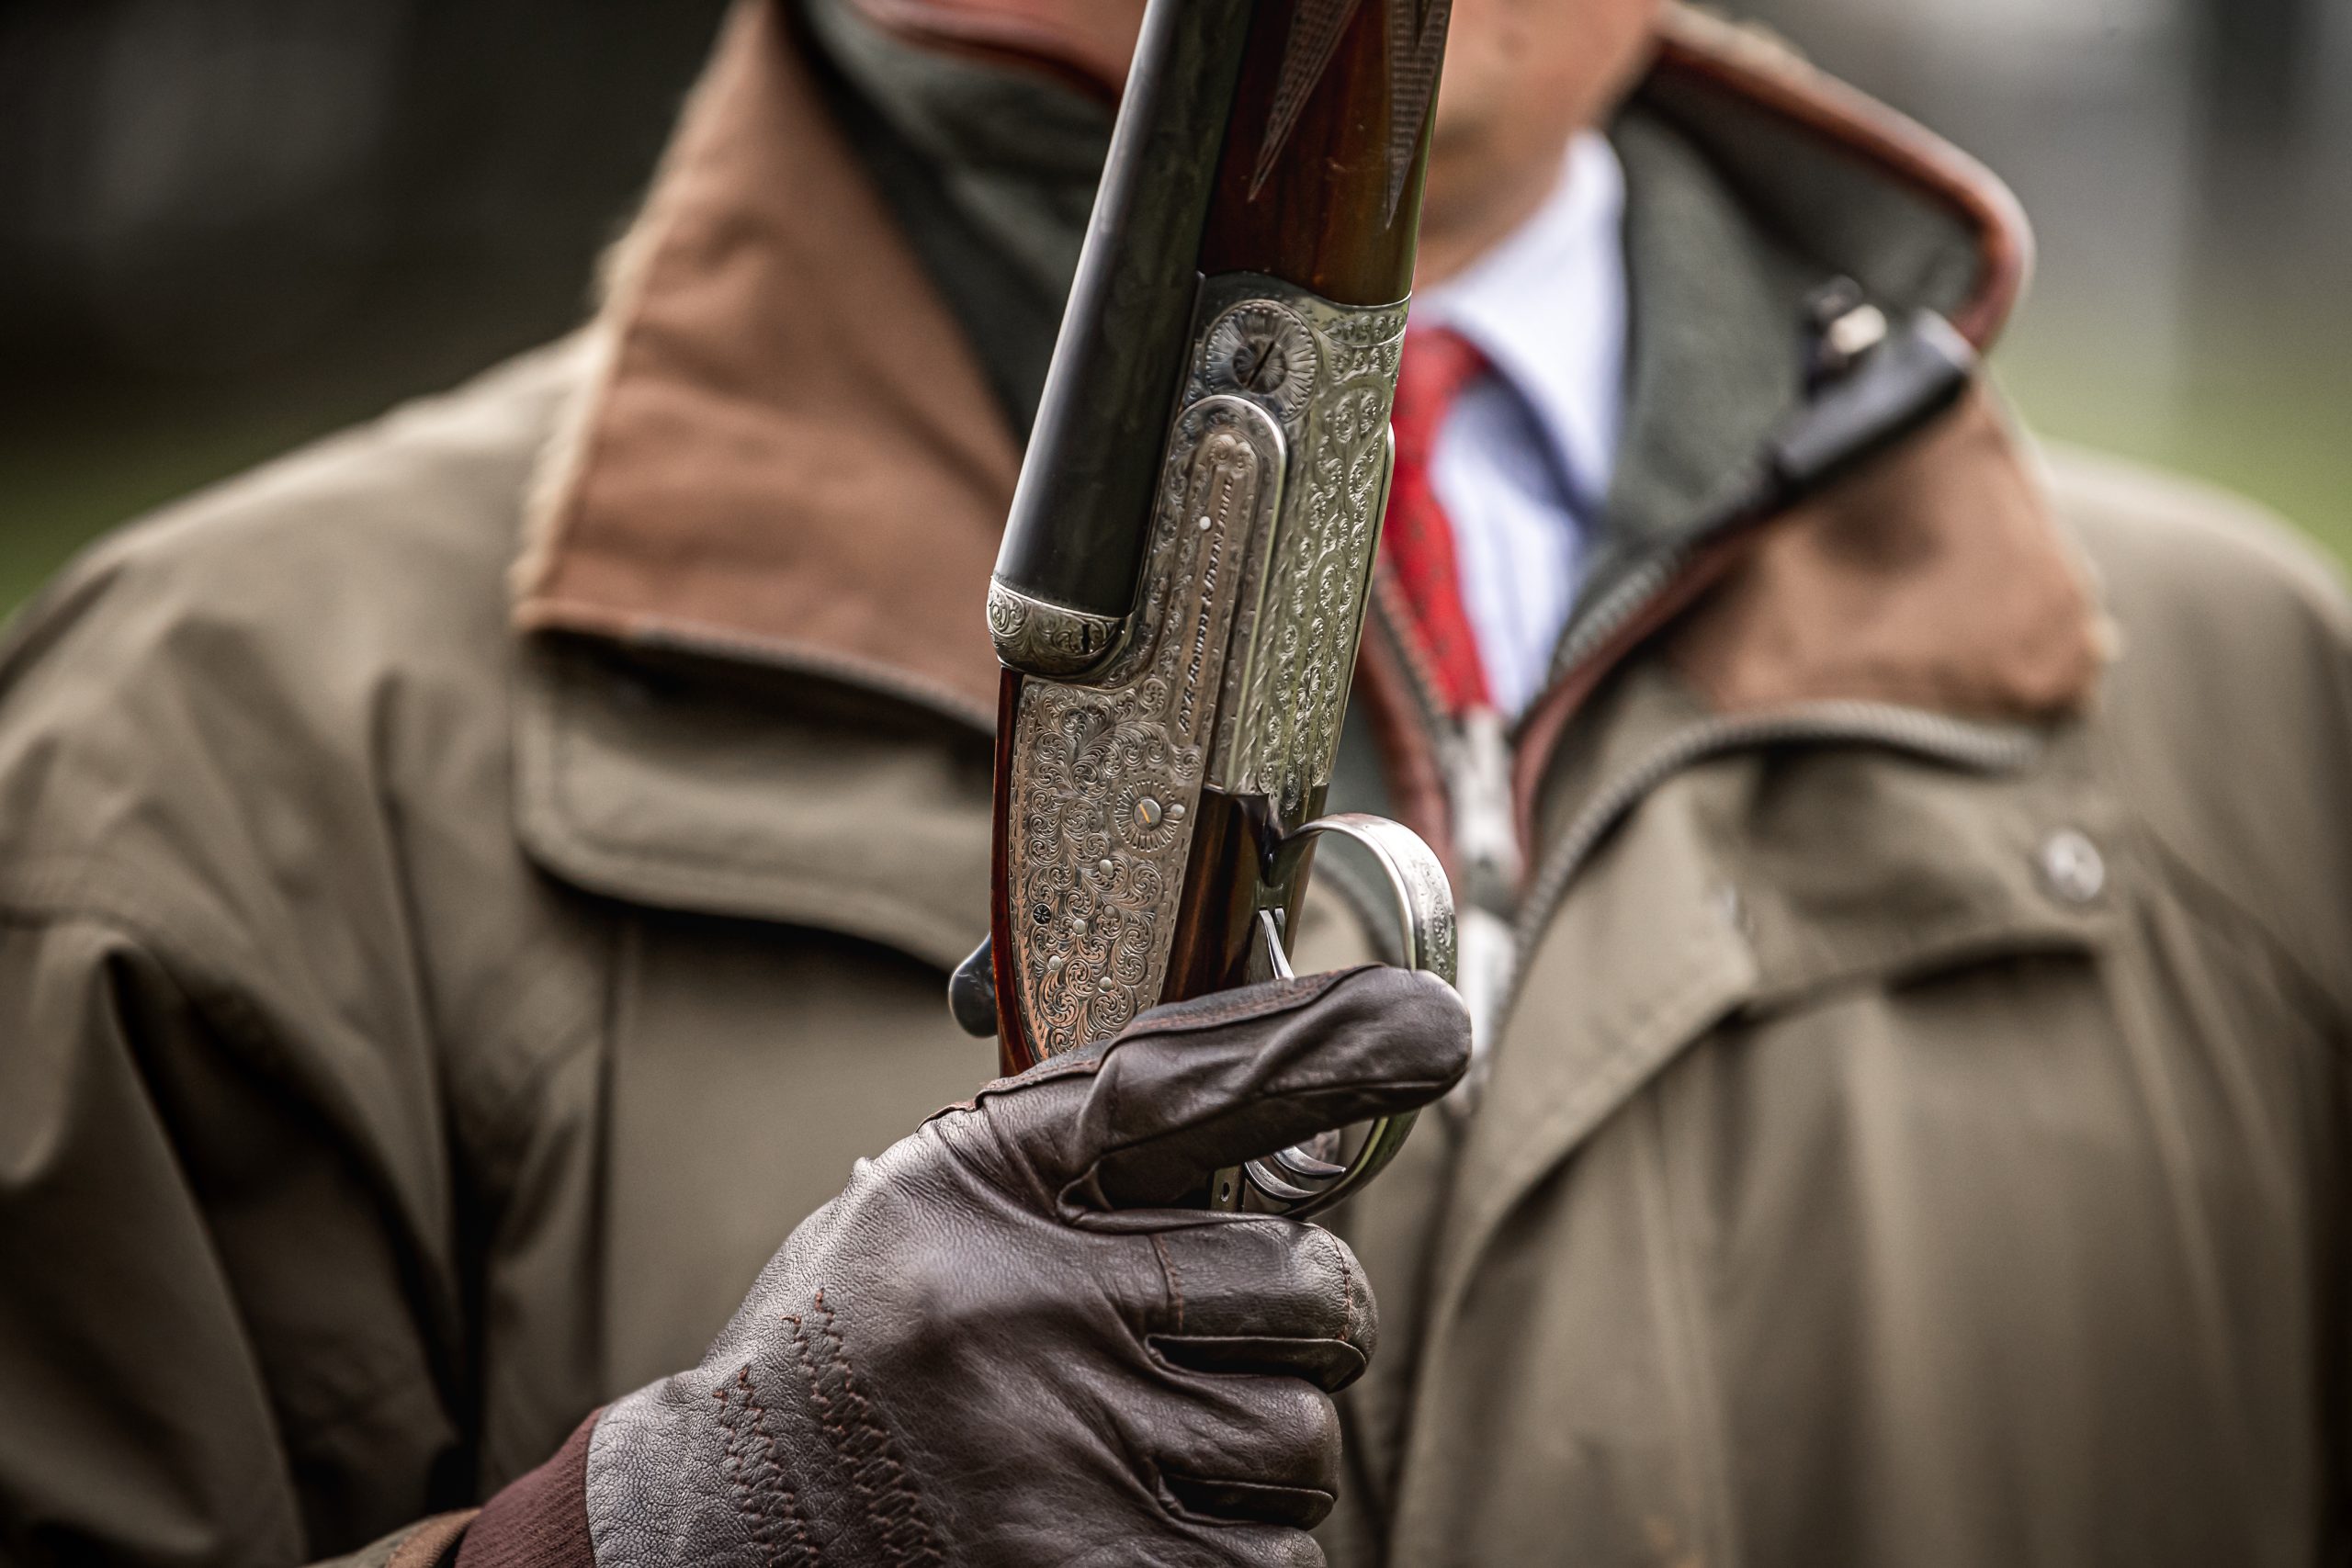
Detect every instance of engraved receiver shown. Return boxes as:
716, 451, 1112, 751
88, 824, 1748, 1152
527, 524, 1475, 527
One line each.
951, 0, 1460, 1217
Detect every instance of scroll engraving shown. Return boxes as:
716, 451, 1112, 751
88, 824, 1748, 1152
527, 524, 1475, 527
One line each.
1004, 399, 1285, 1056
1002, 276, 1408, 1058
1204, 278, 1408, 825
987, 583, 1124, 678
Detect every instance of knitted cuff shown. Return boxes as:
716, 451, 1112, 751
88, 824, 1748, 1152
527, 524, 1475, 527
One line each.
455, 1411, 602, 1568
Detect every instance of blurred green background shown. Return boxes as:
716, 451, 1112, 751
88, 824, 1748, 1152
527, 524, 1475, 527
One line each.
1, 0, 2345, 617
0, 0, 736, 614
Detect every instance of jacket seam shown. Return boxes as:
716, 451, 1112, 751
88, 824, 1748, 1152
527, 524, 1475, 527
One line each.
0, 901, 360, 1549
0, 862, 330, 1048
2126, 812, 2351, 1036
463, 960, 609, 1207
516, 676, 982, 969
1638, 1092, 1742, 1564
0, 897, 479, 1460
1441, 926, 1754, 1331
1745, 908, 2109, 1015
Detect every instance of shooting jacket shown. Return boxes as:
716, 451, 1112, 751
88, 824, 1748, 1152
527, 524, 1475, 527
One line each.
3, 4, 2348, 1565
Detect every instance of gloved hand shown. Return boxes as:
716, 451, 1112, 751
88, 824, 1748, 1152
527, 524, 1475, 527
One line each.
576, 964, 1468, 1568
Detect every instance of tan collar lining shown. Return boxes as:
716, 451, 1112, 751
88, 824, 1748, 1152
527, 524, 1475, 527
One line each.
1668, 388, 2109, 722
513, 0, 1019, 727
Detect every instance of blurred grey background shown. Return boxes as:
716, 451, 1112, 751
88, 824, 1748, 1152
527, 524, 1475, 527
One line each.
1, 0, 2345, 615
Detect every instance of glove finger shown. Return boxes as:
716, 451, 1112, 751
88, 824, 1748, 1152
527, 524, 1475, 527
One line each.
1129, 1374, 1344, 1530
1146, 1219, 1375, 1392
1118, 1525, 1327, 1568
1066, 964, 1470, 1210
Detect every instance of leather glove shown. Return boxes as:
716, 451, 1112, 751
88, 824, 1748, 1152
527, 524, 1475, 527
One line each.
568, 964, 1468, 1568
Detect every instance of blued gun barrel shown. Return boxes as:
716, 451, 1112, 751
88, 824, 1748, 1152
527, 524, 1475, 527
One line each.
990, 1, 1254, 646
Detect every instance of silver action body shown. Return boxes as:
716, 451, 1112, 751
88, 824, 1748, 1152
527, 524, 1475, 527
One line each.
989, 272, 1458, 1218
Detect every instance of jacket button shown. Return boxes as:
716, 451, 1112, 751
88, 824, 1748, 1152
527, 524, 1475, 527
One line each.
2037, 829, 2107, 905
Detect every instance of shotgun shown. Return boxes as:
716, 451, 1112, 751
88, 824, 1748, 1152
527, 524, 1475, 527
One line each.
952, 0, 1459, 1215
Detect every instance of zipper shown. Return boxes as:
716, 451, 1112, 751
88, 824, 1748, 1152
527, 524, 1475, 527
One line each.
1369, 568, 1453, 745
1443, 706, 1520, 1092
1497, 700, 2044, 1023
1367, 571, 1525, 1088
1535, 546, 1690, 716
1514, 446, 1779, 746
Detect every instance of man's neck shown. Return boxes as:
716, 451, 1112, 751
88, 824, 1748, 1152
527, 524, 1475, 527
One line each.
1415, 130, 1596, 288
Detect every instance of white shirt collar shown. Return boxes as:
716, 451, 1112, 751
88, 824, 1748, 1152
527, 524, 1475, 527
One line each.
1415, 132, 1628, 508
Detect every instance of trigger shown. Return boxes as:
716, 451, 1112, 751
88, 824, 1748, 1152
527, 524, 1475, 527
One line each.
947, 936, 999, 1039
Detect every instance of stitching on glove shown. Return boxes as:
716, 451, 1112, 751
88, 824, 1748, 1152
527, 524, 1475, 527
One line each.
1312, 1227, 1361, 1348
936, 1049, 1106, 1122
788, 1292, 948, 1567
715, 1367, 820, 1567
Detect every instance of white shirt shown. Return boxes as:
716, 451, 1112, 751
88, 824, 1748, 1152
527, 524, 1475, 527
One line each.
1415, 133, 1628, 716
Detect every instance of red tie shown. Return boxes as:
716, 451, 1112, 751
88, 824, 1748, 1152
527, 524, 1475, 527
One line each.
1379, 325, 1492, 717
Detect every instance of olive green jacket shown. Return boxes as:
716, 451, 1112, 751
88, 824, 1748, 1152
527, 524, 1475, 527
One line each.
3, 6, 2347, 1565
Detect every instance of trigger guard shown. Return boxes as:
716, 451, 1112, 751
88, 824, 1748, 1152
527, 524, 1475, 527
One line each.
1226, 813, 1458, 1219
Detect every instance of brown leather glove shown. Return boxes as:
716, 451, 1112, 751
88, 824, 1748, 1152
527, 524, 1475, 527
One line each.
467, 964, 1465, 1568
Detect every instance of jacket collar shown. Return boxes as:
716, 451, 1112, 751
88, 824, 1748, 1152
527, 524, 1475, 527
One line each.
1577, 7, 2075, 712
515, 2, 2091, 753
1645, 7, 2030, 352
512, 0, 1021, 730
